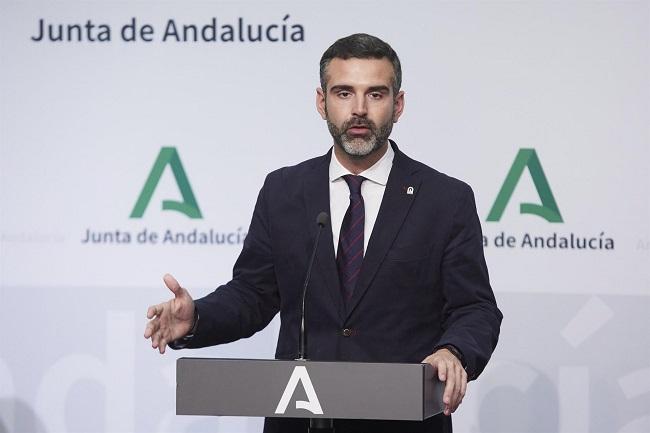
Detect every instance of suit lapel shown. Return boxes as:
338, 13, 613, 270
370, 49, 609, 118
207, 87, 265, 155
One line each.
345, 145, 422, 320
303, 149, 344, 322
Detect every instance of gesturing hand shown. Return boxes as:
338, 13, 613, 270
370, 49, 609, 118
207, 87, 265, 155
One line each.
144, 274, 195, 354
422, 348, 468, 416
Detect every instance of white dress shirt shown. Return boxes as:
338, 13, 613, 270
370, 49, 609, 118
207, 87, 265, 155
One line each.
329, 144, 395, 257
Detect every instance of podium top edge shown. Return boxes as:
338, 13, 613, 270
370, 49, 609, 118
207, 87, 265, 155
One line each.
177, 357, 431, 368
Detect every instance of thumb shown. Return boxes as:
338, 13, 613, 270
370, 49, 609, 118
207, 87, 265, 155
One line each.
163, 273, 183, 297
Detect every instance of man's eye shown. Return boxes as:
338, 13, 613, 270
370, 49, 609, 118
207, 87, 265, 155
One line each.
369, 92, 383, 99
337, 91, 352, 98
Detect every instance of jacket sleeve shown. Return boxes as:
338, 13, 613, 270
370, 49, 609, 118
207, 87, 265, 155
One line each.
183, 174, 281, 348
435, 183, 503, 380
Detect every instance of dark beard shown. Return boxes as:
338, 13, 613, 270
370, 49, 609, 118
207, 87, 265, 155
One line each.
326, 115, 393, 159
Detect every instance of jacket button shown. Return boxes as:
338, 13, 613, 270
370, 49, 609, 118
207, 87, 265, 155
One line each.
342, 328, 352, 337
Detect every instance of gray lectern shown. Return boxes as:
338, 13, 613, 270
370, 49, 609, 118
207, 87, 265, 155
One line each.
177, 358, 444, 423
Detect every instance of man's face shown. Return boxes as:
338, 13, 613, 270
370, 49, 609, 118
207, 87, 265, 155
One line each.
317, 58, 404, 158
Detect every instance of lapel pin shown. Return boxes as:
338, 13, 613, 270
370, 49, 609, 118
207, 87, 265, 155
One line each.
406, 186, 414, 195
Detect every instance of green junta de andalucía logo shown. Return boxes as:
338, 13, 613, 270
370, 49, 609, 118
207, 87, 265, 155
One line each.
130, 147, 202, 219
487, 148, 563, 223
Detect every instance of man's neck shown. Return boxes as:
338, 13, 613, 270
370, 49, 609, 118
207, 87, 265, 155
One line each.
333, 142, 389, 175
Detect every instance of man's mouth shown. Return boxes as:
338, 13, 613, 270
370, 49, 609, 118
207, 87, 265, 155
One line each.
346, 125, 371, 136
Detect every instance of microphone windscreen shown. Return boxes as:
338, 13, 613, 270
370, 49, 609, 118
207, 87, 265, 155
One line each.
316, 212, 330, 227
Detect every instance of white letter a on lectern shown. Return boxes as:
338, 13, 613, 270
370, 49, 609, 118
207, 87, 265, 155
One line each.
275, 366, 324, 415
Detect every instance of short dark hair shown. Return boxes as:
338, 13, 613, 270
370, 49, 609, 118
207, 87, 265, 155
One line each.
319, 33, 402, 95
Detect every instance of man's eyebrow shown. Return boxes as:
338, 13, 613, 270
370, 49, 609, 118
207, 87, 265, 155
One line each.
367, 85, 390, 93
329, 85, 390, 93
329, 85, 354, 92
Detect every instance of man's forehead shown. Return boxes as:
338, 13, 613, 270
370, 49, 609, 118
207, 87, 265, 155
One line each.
324, 57, 395, 87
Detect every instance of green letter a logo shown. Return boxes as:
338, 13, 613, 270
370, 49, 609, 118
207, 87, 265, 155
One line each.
130, 147, 202, 219
487, 148, 562, 223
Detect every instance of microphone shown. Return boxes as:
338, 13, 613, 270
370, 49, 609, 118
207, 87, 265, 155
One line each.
297, 212, 329, 361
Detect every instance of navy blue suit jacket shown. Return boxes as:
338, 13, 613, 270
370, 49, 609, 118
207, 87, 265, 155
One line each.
186, 142, 502, 432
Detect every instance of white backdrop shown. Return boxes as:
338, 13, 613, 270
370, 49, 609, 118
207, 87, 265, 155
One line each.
1, 1, 649, 432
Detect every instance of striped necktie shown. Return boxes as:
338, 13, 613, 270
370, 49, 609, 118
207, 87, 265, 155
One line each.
337, 174, 366, 301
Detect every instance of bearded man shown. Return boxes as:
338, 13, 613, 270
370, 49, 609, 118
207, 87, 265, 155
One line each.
145, 33, 502, 433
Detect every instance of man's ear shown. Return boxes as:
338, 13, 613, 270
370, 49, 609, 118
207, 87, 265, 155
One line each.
393, 90, 405, 123
316, 87, 327, 120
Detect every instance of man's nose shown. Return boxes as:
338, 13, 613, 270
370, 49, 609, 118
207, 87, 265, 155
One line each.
352, 95, 368, 117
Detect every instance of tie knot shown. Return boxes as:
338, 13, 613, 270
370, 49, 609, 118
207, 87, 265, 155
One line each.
342, 174, 365, 196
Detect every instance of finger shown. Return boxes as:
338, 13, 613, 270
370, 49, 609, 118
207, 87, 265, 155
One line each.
144, 320, 158, 339
437, 359, 448, 382
159, 339, 167, 354
450, 364, 462, 411
460, 369, 468, 400
151, 330, 161, 349
163, 273, 183, 297
452, 369, 468, 413
442, 363, 456, 412
146, 304, 159, 319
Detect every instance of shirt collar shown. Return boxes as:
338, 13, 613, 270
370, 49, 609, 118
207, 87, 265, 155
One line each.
329, 143, 394, 186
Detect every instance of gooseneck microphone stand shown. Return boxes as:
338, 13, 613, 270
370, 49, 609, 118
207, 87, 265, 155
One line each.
297, 212, 334, 433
